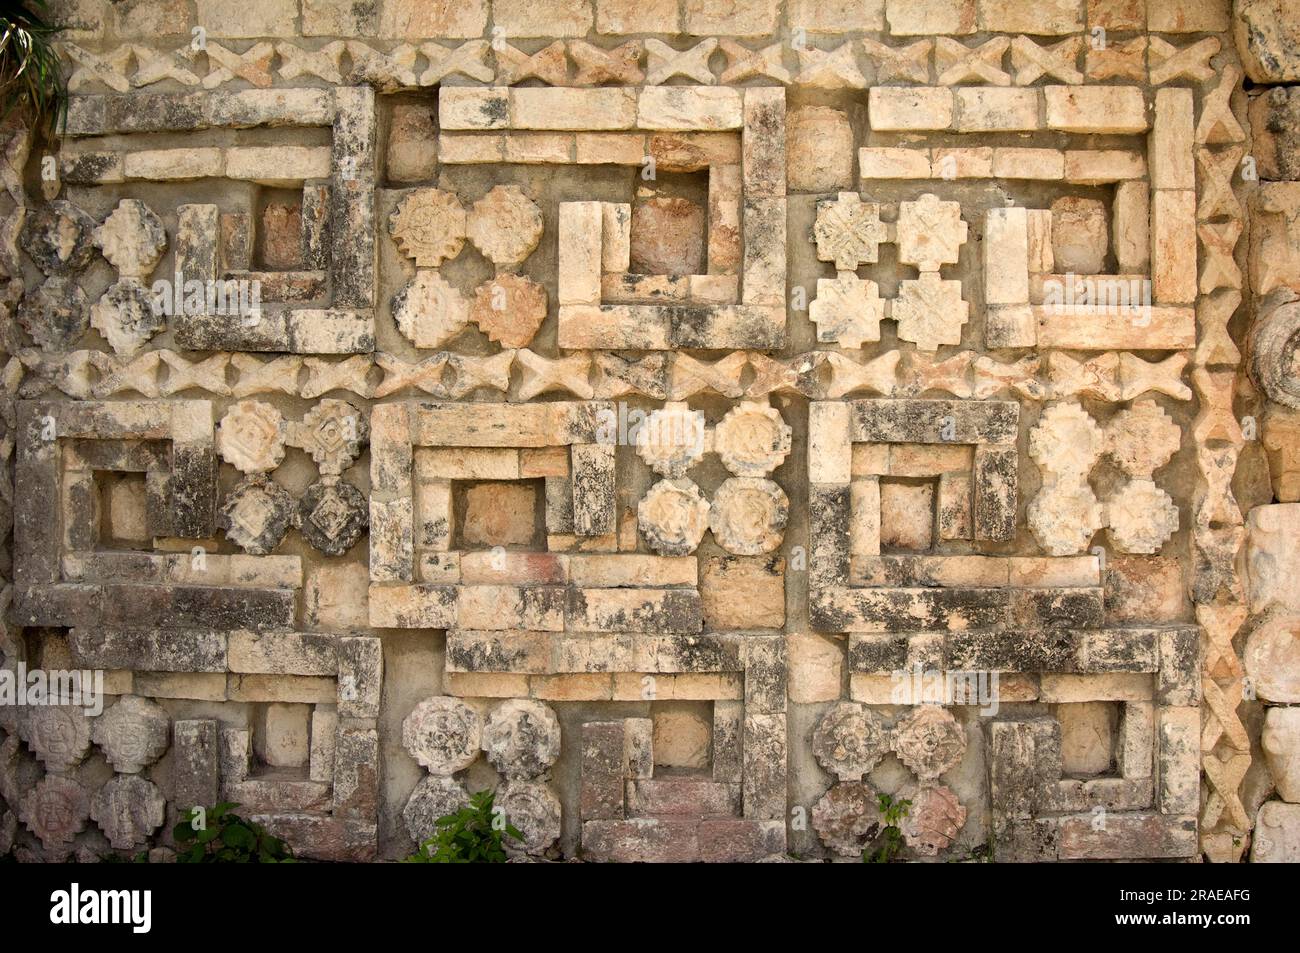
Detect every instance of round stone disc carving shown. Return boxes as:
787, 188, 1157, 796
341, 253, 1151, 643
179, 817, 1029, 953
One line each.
402, 696, 482, 775
20, 200, 97, 275
17, 275, 89, 350
495, 780, 561, 856
391, 270, 469, 349
298, 478, 369, 556
638, 478, 710, 555
812, 780, 883, 857
812, 702, 889, 781
892, 705, 967, 781
897, 782, 967, 856
403, 774, 470, 845
714, 401, 792, 477
469, 273, 547, 348
217, 400, 286, 474
389, 188, 466, 266
482, 699, 561, 780
466, 185, 543, 267
1244, 615, 1300, 703
635, 403, 706, 478
708, 477, 788, 555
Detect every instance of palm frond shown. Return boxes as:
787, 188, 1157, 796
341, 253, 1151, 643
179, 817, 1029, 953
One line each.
0, 1, 67, 136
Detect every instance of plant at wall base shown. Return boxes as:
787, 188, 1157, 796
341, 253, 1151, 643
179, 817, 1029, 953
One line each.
0, 1, 66, 135
404, 789, 524, 863
173, 803, 296, 863
863, 793, 912, 864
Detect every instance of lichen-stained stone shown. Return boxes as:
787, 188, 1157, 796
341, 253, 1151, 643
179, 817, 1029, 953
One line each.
298, 478, 368, 556
403, 775, 470, 845
898, 782, 967, 855
629, 197, 705, 276
709, 477, 788, 556
812, 780, 883, 857
1249, 87, 1300, 181
19, 776, 90, 851
714, 401, 791, 477
469, 274, 547, 348
634, 402, 706, 478
482, 699, 561, 780
809, 274, 885, 348
217, 400, 286, 474
403, 696, 481, 775
90, 774, 166, 850
94, 199, 166, 278
638, 478, 710, 555
1105, 480, 1179, 555
388, 188, 466, 267
897, 193, 966, 272
1234, 0, 1300, 83
91, 695, 169, 774
1243, 616, 1300, 703
17, 276, 89, 350
386, 104, 437, 182
813, 702, 889, 781
1262, 707, 1300, 803
892, 705, 966, 781
391, 270, 469, 349
20, 201, 96, 275
19, 705, 93, 773
892, 272, 968, 351
1253, 801, 1300, 862
219, 474, 297, 555
1249, 291, 1300, 409
295, 398, 369, 475
700, 555, 784, 629
497, 780, 562, 856
466, 185, 544, 268
814, 192, 887, 271
90, 278, 164, 356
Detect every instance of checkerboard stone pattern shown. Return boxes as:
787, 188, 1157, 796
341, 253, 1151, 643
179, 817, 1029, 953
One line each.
0, 0, 1297, 863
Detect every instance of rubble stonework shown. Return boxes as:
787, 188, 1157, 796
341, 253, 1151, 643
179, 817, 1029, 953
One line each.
0, 0, 1296, 865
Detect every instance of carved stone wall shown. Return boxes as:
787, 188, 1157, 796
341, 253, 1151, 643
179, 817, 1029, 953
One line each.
0, 0, 1296, 862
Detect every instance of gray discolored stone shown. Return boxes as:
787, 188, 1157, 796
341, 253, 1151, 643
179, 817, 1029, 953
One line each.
17, 275, 89, 350
90, 774, 166, 850
298, 478, 369, 555
813, 702, 890, 781
403, 774, 470, 845
482, 699, 561, 780
20, 201, 97, 275
218, 474, 297, 555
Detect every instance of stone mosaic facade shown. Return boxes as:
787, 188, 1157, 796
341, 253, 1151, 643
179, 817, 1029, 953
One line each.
0, 0, 1298, 862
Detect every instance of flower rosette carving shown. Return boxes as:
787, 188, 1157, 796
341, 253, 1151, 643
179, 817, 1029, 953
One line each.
812, 781, 884, 857
1105, 399, 1181, 478
638, 478, 710, 555
402, 696, 481, 775
897, 782, 967, 856
892, 705, 966, 781
495, 780, 561, 856
714, 401, 792, 477
708, 477, 788, 555
403, 775, 470, 844
812, 702, 889, 781
389, 188, 466, 267
217, 399, 286, 474
466, 185, 543, 267
634, 402, 706, 478
1105, 478, 1179, 554
482, 699, 561, 780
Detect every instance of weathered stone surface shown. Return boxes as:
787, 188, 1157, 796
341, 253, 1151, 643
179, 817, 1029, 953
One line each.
1235, 0, 1300, 83
630, 197, 705, 276
639, 478, 710, 555
21, 201, 96, 275
1244, 615, 1300, 703
813, 702, 889, 781
389, 188, 465, 267
1253, 802, 1300, 862
466, 185, 543, 267
91, 774, 166, 850
17, 276, 88, 350
813, 781, 883, 857
403, 775, 470, 845
1263, 707, 1300, 803
482, 699, 561, 780
893, 705, 966, 781
898, 782, 967, 855
469, 274, 547, 348
92, 695, 169, 773
709, 477, 788, 556
402, 696, 481, 775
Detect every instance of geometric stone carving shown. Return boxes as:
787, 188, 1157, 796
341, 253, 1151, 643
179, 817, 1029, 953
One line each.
812, 702, 889, 781
813, 193, 886, 270
638, 478, 711, 556
496, 779, 561, 856
293, 399, 369, 475
90, 774, 166, 849
217, 400, 287, 474
1105, 479, 1180, 555
20, 201, 97, 275
91, 695, 170, 774
1104, 400, 1181, 478
709, 477, 788, 556
1028, 401, 1105, 556
892, 706, 966, 781
90, 278, 165, 356
219, 475, 297, 555
402, 696, 482, 775
893, 272, 969, 351
1244, 616, 1300, 704
403, 774, 470, 844
465, 185, 543, 267
16, 276, 89, 351
1250, 292, 1300, 409
812, 780, 882, 857
896, 193, 966, 272
482, 699, 561, 780
634, 403, 706, 478
389, 188, 466, 267
714, 401, 792, 477
898, 782, 967, 856
93, 199, 166, 278
469, 274, 547, 348
809, 274, 885, 348
297, 478, 369, 556
391, 271, 469, 349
